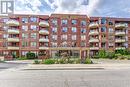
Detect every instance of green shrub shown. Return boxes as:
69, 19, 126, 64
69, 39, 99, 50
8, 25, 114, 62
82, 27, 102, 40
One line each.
68, 59, 74, 64
115, 53, 122, 59
42, 59, 55, 64
115, 49, 129, 55
33, 60, 40, 64
17, 56, 27, 60
84, 58, 93, 64
74, 59, 81, 64
98, 50, 107, 58
106, 52, 115, 59
57, 59, 65, 64
26, 52, 36, 59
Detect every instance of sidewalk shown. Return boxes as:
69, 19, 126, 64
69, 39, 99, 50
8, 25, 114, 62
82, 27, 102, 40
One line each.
5, 60, 35, 64
6, 59, 130, 70
22, 64, 130, 70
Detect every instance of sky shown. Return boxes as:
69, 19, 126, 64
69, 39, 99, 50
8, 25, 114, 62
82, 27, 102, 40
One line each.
14, 0, 130, 18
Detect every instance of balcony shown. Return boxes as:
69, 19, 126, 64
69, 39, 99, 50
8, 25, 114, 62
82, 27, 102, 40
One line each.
6, 20, 20, 26
89, 38, 99, 42
115, 31, 126, 36
115, 23, 128, 28
7, 38, 19, 42
50, 47, 81, 50
39, 38, 49, 42
8, 47, 19, 50
90, 47, 99, 50
39, 21, 49, 27
8, 29, 19, 34
39, 47, 49, 50
102, 38, 106, 42
39, 30, 49, 35
89, 22, 99, 28
115, 47, 126, 50
89, 31, 99, 35
115, 39, 126, 43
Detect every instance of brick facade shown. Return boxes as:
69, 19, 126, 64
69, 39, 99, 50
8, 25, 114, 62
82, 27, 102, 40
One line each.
0, 14, 130, 60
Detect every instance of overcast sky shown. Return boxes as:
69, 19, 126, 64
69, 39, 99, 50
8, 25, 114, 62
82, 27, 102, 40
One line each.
14, 0, 130, 18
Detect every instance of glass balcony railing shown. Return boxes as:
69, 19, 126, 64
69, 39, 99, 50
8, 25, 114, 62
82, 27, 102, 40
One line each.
115, 23, 128, 28
39, 47, 49, 50
115, 47, 126, 50
39, 21, 49, 27
89, 31, 99, 35
8, 29, 19, 34
115, 39, 126, 43
6, 20, 20, 26
8, 47, 19, 50
39, 30, 49, 34
89, 22, 99, 28
89, 38, 99, 42
7, 38, 19, 42
115, 31, 125, 35
39, 38, 49, 42
90, 47, 99, 50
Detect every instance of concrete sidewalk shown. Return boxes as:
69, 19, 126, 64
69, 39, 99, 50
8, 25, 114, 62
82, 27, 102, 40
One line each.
22, 63, 130, 70
5, 59, 130, 70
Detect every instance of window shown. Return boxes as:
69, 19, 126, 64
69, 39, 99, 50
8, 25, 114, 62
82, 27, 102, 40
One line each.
31, 33, 37, 39
3, 26, 8, 30
52, 42, 57, 47
61, 35, 67, 40
108, 21, 113, 25
30, 25, 37, 30
72, 19, 77, 25
81, 28, 86, 33
101, 27, 106, 32
109, 28, 114, 33
81, 20, 86, 26
30, 42, 37, 47
22, 51, 28, 56
3, 34, 8, 39
101, 18, 106, 24
52, 27, 57, 33
22, 33, 28, 39
3, 42, 8, 47
22, 42, 28, 47
62, 27, 68, 32
81, 42, 86, 47
61, 42, 67, 47
22, 25, 28, 31
22, 17, 28, 23
81, 35, 86, 40
30, 17, 37, 22
61, 19, 67, 25
52, 19, 57, 26
72, 27, 77, 32
101, 43, 106, 48
52, 35, 57, 40
2, 18, 8, 23
72, 42, 77, 47
72, 35, 76, 40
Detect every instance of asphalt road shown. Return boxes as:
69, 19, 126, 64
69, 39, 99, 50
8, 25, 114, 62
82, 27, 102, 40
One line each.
0, 68, 130, 87
0, 62, 28, 71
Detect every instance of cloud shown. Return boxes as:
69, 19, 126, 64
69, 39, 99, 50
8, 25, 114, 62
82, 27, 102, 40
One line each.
49, 0, 100, 15
14, 0, 130, 17
14, 0, 42, 14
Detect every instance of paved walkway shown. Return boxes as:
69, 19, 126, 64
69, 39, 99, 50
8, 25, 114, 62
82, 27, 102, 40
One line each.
5, 59, 130, 70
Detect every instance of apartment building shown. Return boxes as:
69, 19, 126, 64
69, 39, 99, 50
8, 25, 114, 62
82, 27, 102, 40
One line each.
0, 14, 130, 60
